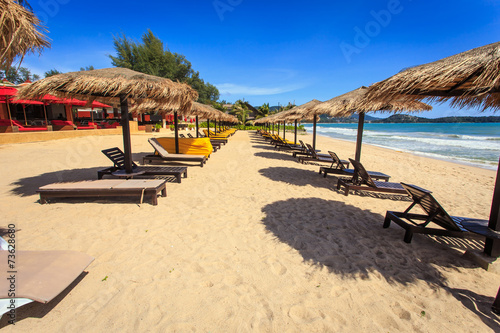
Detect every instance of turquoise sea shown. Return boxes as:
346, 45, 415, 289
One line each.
302, 123, 500, 170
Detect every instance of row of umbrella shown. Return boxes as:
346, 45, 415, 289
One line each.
257, 42, 500, 261
255, 87, 432, 162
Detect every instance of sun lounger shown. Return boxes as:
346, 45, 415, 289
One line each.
298, 144, 346, 164
384, 183, 500, 243
319, 151, 391, 181
203, 129, 231, 139
99, 147, 188, 183
0, 249, 94, 318
142, 138, 207, 167
37, 179, 167, 205
337, 158, 407, 196
291, 140, 322, 158
198, 131, 228, 144
0, 119, 48, 132
187, 133, 222, 150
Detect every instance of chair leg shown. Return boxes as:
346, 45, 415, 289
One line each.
403, 230, 413, 243
383, 215, 392, 228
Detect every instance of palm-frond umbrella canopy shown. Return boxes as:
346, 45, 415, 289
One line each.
365, 41, 500, 111
283, 99, 322, 148
17, 67, 198, 173
0, 0, 50, 70
365, 42, 500, 260
306, 86, 431, 161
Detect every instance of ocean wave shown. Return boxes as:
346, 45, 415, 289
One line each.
378, 136, 500, 150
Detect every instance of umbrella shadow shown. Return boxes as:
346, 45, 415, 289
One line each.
259, 166, 336, 190
261, 197, 500, 326
10, 165, 179, 199
251, 144, 279, 151
254, 152, 297, 162
10, 167, 105, 197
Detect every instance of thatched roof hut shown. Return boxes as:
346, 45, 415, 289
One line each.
365, 41, 500, 111
0, 0, 50, 69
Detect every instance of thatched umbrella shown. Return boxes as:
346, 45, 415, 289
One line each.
0, 0, 50, 70
366, 42, 500, 260
306, 86, 431, 161
17, 67, 198, 173
186, 102, 219, 138
283, 99, 322, 149
365, 41, 500, 111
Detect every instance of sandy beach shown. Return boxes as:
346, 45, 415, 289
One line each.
0, 129, 499, 332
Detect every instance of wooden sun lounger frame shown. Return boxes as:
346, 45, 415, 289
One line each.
100, 147, 188, 182
298, 144, 339, 164
37, 179, 167, 205
319, 151, 390, 181
384, 183, 500, 243
336, 158, 407, 196
144, 138, 207, 167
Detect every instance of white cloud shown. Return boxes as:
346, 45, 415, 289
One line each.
216, 83, 305, 96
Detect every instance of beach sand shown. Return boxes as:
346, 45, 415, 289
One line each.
0, 129, 499, 332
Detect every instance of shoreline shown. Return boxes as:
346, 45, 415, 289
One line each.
299, 127, 499, 171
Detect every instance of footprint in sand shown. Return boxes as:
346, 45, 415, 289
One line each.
270, 261, 287, 275
287, 304, 317, 322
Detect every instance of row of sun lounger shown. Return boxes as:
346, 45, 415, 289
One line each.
37, 130, 236, 206
255, 129, 500, 248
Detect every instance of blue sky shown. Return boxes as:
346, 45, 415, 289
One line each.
21, 0, 500, 118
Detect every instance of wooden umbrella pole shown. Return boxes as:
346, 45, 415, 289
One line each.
119, 95, 133, 174
283, 121, 286, 140
207, 119, 210, 137
6, 99, 13, 127
196, 115, 199, 138
485, 156, 500, 257
43, 103, 49, 127
22, 104, 27, 125
174, 111, 179, 154
354, 112, 365, 162
294, 119, 298, 145
312, 115, 317, 150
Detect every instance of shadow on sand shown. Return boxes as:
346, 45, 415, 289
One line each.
259, 166, 411, 201
0, 272, 89, 328
261, 197, 500, 329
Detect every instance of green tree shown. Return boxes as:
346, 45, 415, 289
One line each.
232, 99, 250, 124
80, 65, 95, 71
44, 68, 62, 77
256, 103, 270, 119
0, 66, 39, 83
109, 30, 219, 103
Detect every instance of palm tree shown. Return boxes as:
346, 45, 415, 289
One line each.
232, 100, 250, 124
256, 102, 270, 119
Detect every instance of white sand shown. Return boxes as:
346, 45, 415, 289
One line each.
0, 129, 499, 332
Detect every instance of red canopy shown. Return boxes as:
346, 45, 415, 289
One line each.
0, 87, 17, 97
10, 99, 44, 105
91, 101, 112, 108
51, 98, 87, 106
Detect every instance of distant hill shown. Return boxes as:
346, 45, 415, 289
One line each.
371, 114, 500, 123
316, 113, 500, 123
317, 114, 382, 123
